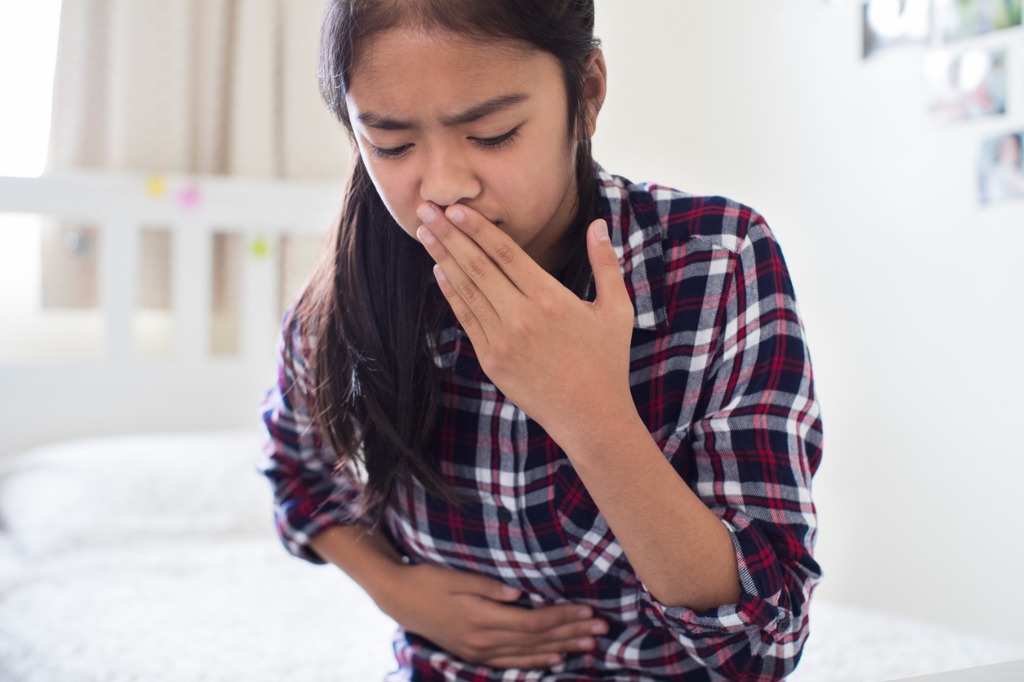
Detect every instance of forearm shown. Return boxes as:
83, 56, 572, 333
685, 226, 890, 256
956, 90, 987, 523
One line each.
308, 523, 405, 608
560, 412, 740, 612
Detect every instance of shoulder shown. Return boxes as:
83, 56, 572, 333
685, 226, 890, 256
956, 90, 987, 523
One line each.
594, 166, 796, 331
595, 166, 772, 256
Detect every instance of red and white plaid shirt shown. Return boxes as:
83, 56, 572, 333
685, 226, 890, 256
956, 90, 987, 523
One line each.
259, 166, 823, 681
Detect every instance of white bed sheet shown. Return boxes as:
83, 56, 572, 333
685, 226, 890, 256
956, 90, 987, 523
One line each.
0, 431, 1021, 681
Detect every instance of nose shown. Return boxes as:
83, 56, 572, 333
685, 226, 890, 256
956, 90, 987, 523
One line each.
419, 146, 482, 208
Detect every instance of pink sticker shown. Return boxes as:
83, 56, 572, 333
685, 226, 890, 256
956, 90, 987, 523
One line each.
178, 186, 201, 209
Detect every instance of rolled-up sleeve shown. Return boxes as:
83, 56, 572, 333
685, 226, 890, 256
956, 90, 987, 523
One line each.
257, 311, 366, 564
642, 219, 823, 681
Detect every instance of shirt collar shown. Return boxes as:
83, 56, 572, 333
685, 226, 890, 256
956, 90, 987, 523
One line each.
595, 165, 668, 331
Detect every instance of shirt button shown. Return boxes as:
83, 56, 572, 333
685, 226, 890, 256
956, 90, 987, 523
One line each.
777, 616, 791, 631
497, 507, 513, 524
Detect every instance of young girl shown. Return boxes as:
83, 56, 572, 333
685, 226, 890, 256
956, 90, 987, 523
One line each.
259, 1, 823, 679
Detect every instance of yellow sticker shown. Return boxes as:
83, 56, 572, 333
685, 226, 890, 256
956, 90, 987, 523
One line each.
250, 237, 270, 258
145, 175, 167, 198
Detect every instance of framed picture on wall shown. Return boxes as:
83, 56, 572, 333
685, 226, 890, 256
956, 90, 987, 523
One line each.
924, 47, 1007, 120
863, 0, 933, 58
978, 131, 1024, 204
939, 0, 1023, 42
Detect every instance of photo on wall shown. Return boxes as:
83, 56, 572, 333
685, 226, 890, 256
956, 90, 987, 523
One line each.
924, 47, 1007, 120
978, 131, 1024, 204
939, 0, 1023, 41
863, 0, 933, 58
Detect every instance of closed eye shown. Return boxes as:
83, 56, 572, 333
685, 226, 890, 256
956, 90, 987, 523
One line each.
370, 143, 413, 161
472, 127, 519, 150
368, 126, 520, 161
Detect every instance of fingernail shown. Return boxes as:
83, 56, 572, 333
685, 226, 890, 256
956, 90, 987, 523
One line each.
547, 654, 562, 666
432, 265, 446, 282
417, 204, 437, 223
591, 622, 605, 635
446, 206, 465, 224
578, 637, 595, 649
577, 607, 592, 619
417, 226, 436, 245
595, 219, 610, 242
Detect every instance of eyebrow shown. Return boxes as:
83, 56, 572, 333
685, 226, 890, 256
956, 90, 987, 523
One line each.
357, 93, 529, 131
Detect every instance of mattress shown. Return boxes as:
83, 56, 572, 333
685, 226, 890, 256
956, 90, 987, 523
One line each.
1, 431, 1021, 681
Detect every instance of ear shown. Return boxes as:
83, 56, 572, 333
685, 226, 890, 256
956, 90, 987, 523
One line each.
582, 48, 607, 139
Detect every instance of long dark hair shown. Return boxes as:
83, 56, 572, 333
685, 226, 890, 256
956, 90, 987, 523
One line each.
287, 0, 602, 520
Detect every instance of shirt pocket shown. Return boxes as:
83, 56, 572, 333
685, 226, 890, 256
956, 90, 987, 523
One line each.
552, 462, 640, 593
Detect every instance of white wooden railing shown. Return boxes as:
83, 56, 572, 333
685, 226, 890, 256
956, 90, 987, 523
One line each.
0, 172, 342, 455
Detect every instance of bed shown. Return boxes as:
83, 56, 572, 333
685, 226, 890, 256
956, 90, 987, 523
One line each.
1, 429, 1024, 682
1, 174, 1022, 680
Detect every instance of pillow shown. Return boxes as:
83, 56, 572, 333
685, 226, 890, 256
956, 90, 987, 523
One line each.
0, 430, 275, 557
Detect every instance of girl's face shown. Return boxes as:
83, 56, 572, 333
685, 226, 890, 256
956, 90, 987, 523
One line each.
346, 27, 603, 272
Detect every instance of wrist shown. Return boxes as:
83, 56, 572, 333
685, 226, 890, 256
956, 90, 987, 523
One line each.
364, 558, 410, 617
533, 377, 636, 452
555, 400, 649, 465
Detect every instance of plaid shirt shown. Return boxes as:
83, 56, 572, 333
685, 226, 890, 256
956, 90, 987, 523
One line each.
259, 167, 823, 681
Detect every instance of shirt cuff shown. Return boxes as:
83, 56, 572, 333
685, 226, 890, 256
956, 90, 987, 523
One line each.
274, 480, 367, 565
639, 514, 794, 640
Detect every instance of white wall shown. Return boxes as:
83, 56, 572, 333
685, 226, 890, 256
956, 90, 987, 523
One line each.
591, 0, 1024, 646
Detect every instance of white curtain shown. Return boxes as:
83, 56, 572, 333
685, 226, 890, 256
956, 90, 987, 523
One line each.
42, 0, 350, 311
47, 0, 350, 179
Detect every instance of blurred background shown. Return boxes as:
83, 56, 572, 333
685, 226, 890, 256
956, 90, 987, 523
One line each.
1, 0, 1022, 667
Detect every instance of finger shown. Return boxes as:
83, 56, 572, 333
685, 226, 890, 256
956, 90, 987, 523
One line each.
451, 574, 521, 603
484, 631, 599, 660
469, 603, 606, 652
445, 204, 550, 298
456, 596, 606, 658
484, 652, 564, 670
519, 617, 607, 644
431, 264, 492, 350
471, 599, 597, 634
471, 617, 605, 655
418, 203, 522, 315
585, 219, 629, 312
